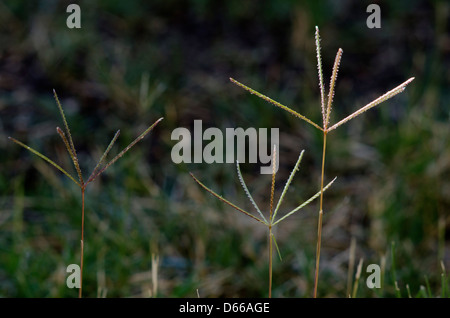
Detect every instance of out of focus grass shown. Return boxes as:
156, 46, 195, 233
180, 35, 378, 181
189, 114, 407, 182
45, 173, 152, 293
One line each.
0, 0, 449, 297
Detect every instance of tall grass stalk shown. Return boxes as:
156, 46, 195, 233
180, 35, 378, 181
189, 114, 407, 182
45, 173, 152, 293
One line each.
190, 148, 336, 297
9, 90, 163, 297
230, 26, 414, 297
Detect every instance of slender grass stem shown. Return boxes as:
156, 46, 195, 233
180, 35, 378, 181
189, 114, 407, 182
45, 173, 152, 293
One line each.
314, 131, 327, 298
269, 226, 273, 298
79, 187, 85, 298
268, 146, 277, 299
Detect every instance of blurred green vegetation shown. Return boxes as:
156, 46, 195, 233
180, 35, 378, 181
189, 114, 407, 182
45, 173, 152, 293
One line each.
0, 0, 449, 297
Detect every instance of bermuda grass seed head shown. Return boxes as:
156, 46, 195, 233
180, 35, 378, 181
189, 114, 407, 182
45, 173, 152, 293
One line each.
9, 90, 163, 297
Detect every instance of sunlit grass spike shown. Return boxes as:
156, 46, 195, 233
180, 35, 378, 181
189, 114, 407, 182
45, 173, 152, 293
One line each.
272, 149, 304, 221
327, 77, 415, 132
325, 48, 343, 128
236, 160, 267, 224
272, 176, 336, 226
315, 26, 326, 126
230, 78, 323, 131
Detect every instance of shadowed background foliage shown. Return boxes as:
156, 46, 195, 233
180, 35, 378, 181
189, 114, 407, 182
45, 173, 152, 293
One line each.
0, 0, 449, 297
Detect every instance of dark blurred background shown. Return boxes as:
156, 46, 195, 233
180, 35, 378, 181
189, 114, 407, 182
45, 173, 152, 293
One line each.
0, 0, 449, 297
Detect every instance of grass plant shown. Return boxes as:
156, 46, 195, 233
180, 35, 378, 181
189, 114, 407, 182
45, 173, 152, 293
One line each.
229, 26, 414, 297
190, 147, 336, 297
9, 90, 163, 297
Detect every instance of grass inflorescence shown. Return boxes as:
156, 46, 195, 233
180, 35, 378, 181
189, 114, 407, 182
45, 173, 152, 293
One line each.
191, 148, 336, 297
9, 90, 163, 297
229, 26, 414, 297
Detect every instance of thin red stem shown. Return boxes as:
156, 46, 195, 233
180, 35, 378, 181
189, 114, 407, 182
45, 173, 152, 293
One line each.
79, 187, 85, 298
269, 227, 273, 298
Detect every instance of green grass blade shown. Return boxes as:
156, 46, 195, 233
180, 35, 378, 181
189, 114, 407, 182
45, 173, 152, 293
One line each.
271, 233, 282, 261
9, 137, 80, 187
236, 160, 267, 224
424, 275, 432, 297
395, 282, 402, 298
86, 129, 121, 184
418, 285, 427, 298
53, 90, 83, 184
230, 78, 323, 131
190, 172, 267, 225
272, 176, 336, 226
89, 117, 163, 181
441, 261, 449, 298
272, 149, 304, 222
391, 241, 398, 287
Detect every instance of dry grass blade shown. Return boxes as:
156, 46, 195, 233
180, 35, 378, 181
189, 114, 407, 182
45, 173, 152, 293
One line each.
327, 77, 415, 132
8, 136, 81, 187
230, 78, 323, 131
189, 172, 267, 225
352, 258, 364, 298
53, 90, 83, 185
272, 176, 337, 226
89, 117, 163, 182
